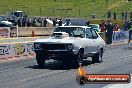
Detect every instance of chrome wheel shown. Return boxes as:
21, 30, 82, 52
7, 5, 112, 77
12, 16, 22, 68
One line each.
98, 49, 103, 62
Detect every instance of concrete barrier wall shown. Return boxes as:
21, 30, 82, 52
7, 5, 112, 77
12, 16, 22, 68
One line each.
0, 29, 129, 59
0, 37, 41, 43
18, 27, 55, 37
0, 42, 34, 59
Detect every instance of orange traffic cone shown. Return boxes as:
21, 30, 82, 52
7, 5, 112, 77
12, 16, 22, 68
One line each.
31, 30, 34, 37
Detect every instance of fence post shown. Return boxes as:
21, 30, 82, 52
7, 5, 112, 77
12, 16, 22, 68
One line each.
26, 10, 28, 16
79, 9, 80, 16
39, 7, 41, 16
65, 9, 67, 16
53, 8, 55, 15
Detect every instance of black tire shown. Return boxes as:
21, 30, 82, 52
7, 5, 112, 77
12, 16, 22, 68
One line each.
76, 76, 86, 85
36, 54, 45, 68
79, 76, 87, 85
73, 50, 84, 68
62, 59, 71, 67
92, 49, 103, 63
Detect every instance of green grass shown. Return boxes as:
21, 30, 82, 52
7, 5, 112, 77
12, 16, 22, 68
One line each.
0, 0, 132, 18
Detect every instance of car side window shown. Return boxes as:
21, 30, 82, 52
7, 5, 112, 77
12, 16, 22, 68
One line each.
91, 29, 98, 39
86, 28, 93, 39
73, 27, 85, 38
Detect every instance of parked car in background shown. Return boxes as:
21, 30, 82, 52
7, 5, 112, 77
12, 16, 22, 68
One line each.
89, 24, 100, 32
5, 11, 27, 25
0, 15, 5, 21
0, 21, 13, 27
34, 26, 106, 68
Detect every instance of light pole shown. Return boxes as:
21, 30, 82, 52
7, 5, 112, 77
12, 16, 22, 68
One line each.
106, 0, 108, 8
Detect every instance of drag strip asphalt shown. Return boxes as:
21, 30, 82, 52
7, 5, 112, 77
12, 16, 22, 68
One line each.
0, 43, 132, 88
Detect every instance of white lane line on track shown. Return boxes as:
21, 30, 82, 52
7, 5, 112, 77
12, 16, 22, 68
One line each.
103, 76, 132, 88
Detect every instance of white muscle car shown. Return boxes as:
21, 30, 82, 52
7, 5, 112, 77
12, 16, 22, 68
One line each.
34, 26, 106, 68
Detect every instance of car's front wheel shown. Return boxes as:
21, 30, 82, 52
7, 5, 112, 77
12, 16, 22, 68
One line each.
92, 49, 103, 63
73, 50, 84, 68
36, 53, 45, 68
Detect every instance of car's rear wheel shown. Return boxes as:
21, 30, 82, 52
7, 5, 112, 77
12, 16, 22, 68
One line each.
36, 53, 45, 68
92, 49, 103, 63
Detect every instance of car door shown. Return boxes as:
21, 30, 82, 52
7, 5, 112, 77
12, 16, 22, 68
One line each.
91, 29, 100, 52
83, 28, 95, 56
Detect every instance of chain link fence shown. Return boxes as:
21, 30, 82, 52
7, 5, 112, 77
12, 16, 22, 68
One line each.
0, 6, 132, 20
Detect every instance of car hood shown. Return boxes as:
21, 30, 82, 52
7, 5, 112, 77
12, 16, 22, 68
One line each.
34, 37, 81, 44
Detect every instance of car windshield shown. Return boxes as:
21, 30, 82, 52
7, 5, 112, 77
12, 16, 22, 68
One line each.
54, 27, 85, 38
89, 25, 98, 28
14, 12, 22, 17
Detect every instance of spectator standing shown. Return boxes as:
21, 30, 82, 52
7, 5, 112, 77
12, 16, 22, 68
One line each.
105, 20, 114, 44
113, 12, 116, 20
37, 18, 42, 27
113, 22, 119, 40
38, 18, 42, 23
53, 18, 57, 27
17, 18, 22, 27
121, 11, 124, 20
22, 17, 26, 27
124, 21, 129, 31
99, 20, 106, 32
21, 17, 24, 27
125, 11, 128, 21
43, 18, 47, 27
32, 18, 36, 27
128, 20, 132, 43
65, 19, 71, 26
41, 18, 43, 27
20, 17, 23, 27
26, 18, 31, 27
107, 11, 111, 19
58, 19, 63, 26
86, 21, 90, 26
113, 22, 119, 31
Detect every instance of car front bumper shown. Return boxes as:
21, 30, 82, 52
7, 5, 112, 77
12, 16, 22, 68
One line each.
34, 50, 78, 60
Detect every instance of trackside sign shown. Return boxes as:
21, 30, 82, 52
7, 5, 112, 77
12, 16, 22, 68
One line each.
0, 27, 18, 38
0, 27, 10, 38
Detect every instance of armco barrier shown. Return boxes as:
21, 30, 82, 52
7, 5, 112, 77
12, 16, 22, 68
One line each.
0, 42, 35, 59
98, 30, 129, 43
18, 27, 55, 37
112, 30, 129, 41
